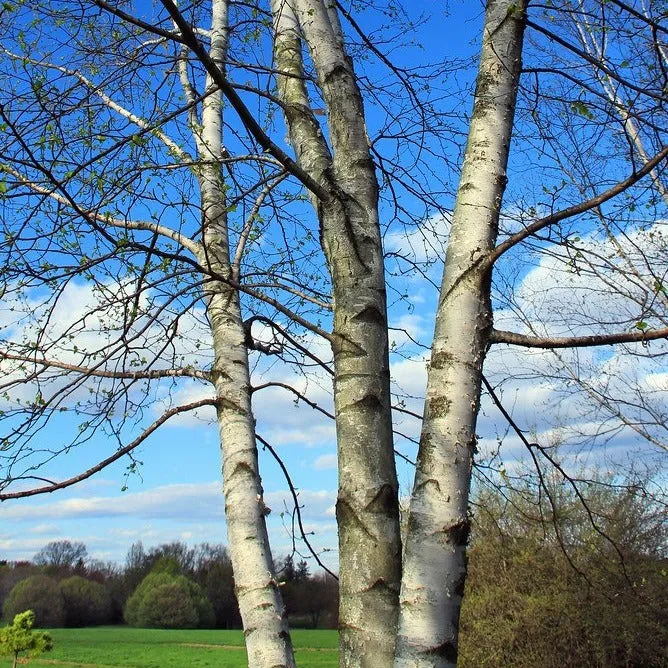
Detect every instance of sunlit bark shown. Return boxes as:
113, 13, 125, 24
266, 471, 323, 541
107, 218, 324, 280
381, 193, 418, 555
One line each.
396, 2, 527, 665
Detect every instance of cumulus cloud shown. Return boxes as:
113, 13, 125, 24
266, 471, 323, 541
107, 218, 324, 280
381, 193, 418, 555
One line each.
385, 218, 668, 472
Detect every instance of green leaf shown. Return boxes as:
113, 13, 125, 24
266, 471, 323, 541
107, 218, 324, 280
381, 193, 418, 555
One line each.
570, 100, 595, 119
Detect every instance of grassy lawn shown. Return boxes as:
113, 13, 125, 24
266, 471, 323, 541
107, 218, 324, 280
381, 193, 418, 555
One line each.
0, 627, 338, 667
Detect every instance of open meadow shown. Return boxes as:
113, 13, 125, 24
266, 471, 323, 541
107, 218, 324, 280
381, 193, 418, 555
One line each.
0, 627, 338, 668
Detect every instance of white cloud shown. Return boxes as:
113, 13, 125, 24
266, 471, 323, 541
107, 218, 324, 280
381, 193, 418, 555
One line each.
27, 523, 60, 535
313, 454, 337, 470
384, 217, 667, 472
0, 481, 340, 564
0, 482, 224, 522
385, 213, 451, 265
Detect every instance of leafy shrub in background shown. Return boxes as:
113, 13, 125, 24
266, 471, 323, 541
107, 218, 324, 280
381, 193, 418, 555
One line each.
124, 561, 214, 629
2, 576, 65, 628
58, 576, 112, 627
459, 476, 668, 668
140, 582, 200, 629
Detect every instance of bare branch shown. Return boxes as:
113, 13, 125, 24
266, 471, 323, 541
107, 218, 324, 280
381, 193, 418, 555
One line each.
0, 130, 202, 257
485, 145, 668, 266
0, 351, 210, 381
597, 0, 668, 35
526, 17, 667, 101
0, 399, 218, 500
91, 0, 186, 44
252, 381, 334, 419
256, 432, 338, 580
233, 172, 289, 279
158, 0, 332, 202
490, 326, 668, 349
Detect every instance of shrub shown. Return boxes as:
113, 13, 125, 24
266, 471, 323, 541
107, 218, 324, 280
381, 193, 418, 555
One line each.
141, 583, 199, 629
459, 478, 668, 668
124, 569, 214, 629
3, 576, 65, 627
58, 576, 112, 627
0, 610, 53, 668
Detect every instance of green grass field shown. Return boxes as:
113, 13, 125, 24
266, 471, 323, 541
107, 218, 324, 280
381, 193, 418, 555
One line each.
0, 627, 338, 667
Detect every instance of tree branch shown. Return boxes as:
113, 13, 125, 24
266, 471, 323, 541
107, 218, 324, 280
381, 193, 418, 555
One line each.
1, 48, 190, 161
526, 17, 667, 101
595, 0, 668, 36
232, 172, 288, 279
481, 375, 631, 585
256, 432, 338, 580
490, 326, 668, 348
92, 0, 186, 44
0, 399, 218, 500
158, 0, 331, 202
0, 351, 210, 381
252, 381, 334, 419
0, 148, 202, 258
485, 145, 668, 266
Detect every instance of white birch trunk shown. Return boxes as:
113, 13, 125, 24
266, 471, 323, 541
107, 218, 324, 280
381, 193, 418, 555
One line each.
207, 288, 294, 667
395, 2, 526, 665
196, 2, 295, 665
272, 2, 401, 665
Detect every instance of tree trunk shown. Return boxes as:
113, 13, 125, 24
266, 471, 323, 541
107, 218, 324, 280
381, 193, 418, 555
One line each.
271, 2, 401, 665
196, 2, 294, 665
395, 2, 526, 666
207, 286, 294, 667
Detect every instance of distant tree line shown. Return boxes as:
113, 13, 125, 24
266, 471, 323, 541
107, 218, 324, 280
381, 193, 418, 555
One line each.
1, 476, 665, 667
0, 540, 338, 630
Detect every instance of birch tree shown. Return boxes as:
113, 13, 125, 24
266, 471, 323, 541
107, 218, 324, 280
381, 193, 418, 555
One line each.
270, 2, 401, 663
395, 1, 667, 664
0, 1, 298, 663
395, 3, 529, 663
1, 1, 666, 667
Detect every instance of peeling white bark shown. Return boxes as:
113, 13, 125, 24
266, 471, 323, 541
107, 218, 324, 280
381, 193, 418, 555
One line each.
272, 2, 401, 665
396, 2, 527, 666
195, 2, 295, 665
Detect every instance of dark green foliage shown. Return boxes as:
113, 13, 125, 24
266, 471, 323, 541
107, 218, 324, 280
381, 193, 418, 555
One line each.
85, 560, 125, 624
58, 576, 112, 627
140, 583, 199, 629
123, 542, 240, 629
202, 559, 241, 629
124, 567, 214, 629
278, 556, 338, 629
2, 575, 65, 627
459, 477, 668, 668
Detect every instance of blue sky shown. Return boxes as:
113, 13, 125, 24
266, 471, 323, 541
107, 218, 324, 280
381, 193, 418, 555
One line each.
1, 0, 666, 570
3, 218, 665, 567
